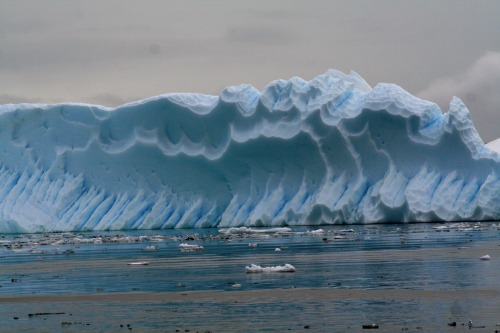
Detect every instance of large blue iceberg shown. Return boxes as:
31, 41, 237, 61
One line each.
0, 70, 499, 233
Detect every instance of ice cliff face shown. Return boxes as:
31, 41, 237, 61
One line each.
0, 70, 499, 233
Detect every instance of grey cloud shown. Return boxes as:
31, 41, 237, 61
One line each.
418, 52, 500, 143
226, 25, 295, 45
2, 0, 500, 125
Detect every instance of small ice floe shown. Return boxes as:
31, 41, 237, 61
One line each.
29, 249, 49, 255
51, 239, 66, 246
179, 243, 204, 252
11, 247, 31, 253
127, 261, 149, 266
307, 229, 325, 235
274, 247, 282, 252
480, 255, 491, 261
72, 237, 94, 244
142, 245, 159, 251
248, 243, 257, 248
362, 323, 379, 329
449, 222, 468, 230
433, 225, 449, 232
219, 227, 292, 235
245, 263, 296, 273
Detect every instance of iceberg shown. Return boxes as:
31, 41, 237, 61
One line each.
0, 70, 499, 233
245, 263, 296, 273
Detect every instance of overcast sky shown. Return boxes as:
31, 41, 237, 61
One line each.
1, 0, 499, 141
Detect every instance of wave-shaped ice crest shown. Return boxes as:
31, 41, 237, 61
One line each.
0, 70, 498, 233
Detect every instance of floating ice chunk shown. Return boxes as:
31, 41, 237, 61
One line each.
127, 261, 149, 265
29, 249, 48, 255
179, 243, 204, 252
72, 238, 93, 244
480, 255, 491, 261
248, 243, 257, 247
142, 245, 159, 251
339, 229, 356, 233
245, 263, 296, 273
274, 247, 282, 252
11, 247, 32, 253
219, 227, 292, 235
362, 324, 379, 329
307, 229, 326, 235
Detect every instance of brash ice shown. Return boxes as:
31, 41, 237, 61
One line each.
0, 70, 499, 233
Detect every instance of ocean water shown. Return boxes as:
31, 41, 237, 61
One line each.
0, 222, 499, 332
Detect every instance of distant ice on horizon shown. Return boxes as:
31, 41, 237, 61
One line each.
0, 70, 499, 233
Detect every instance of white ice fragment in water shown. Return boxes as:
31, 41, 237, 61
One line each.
274, 247, 282, 252
29, 249, 48, 255
307, 229, 325, 235
245, 263, 296, 273
127, 261, 149, 265
219, 227, 292, 235
248, 243, 257, 247
142, 245, 158, 251
480, 255, 491, 261
179, 243, 204, 252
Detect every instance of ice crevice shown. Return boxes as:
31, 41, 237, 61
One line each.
0, 70, 499, 233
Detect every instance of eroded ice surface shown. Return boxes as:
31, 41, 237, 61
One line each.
0, 70, 499, 233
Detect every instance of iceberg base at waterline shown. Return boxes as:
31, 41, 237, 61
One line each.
0, 69, 499, 233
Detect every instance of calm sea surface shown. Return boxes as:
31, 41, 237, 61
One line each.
0, 222, 499, 332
